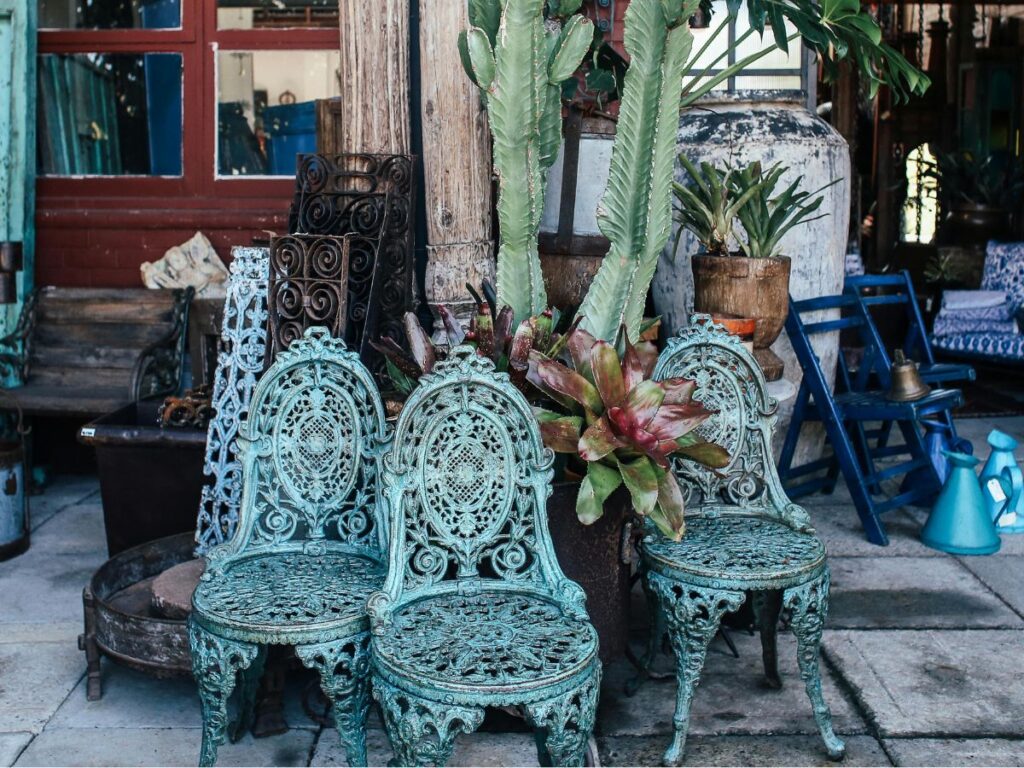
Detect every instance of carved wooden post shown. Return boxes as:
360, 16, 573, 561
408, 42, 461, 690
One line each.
417, 0, 495, 325
338, 0, 411, 154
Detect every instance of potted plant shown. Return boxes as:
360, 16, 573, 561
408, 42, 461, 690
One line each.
930, 150, 1024, 247
674, 159, 835, 379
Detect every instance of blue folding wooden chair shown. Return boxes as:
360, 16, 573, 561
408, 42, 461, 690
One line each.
778, 293, 963, 545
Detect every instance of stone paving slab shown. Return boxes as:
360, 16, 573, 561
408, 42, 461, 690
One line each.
50, 667, 317, 731
598, 632, 866, 738
823, 630, 1024, 737
0, 734, 31, 768
0, 642, 84, 734
313, 728, 541, 767
13, 727, 315, 767
28, 476, 100, 532
827, 557, 1023, 629
0, 623, 79, 645
598, 734, 891, 767
956, 555, 1024, 618
883, 737, 1024, 767
809, 506, 937, 558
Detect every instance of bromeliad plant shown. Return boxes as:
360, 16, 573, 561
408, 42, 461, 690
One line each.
530, 326, 730, 539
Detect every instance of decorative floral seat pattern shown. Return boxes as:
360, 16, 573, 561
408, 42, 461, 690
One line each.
368, 349, 601, 767
189, 328, 390, 767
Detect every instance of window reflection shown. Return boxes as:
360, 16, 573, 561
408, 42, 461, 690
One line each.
217, 0, 339, 30
39, 0, 181, 30
37, 52, 183, 176
216, 49, 340, 176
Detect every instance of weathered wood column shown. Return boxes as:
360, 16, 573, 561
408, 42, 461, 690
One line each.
338, 0, 411, 153
417, 0, 495, 324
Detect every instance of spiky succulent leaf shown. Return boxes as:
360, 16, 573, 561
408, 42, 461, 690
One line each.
549, 15, 595, 83
469, 0, 502, 44
465, 27, 497, 89
577, 0, 696, 342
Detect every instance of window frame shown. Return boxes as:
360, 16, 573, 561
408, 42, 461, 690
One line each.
37, 0, 339, 200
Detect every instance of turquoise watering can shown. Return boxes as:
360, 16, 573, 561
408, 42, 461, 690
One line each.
980, 430, 1024, 533
921, 451, 1003, 555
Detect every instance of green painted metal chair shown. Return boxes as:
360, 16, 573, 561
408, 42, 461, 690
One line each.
629, 316, 845, 766
368, 348, 601, 767
189, 327, 390, 767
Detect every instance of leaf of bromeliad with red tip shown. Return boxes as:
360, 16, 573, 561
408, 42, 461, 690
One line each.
579, 415, 627, 461
591, 340, 627, 408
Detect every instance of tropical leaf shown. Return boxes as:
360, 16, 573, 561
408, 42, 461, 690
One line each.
577, 461, 623, 524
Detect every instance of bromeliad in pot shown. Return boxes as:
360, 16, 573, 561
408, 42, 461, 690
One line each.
673, 157, 837, 381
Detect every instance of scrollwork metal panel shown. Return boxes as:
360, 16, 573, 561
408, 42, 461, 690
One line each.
195, 248, 270, 556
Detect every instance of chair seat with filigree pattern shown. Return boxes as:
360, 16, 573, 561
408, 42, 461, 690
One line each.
192, 551, 385, 645
373, 591, 598, 700
643, 516, 826, 591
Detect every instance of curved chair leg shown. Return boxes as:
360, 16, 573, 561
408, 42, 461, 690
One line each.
649, 573, 746, 767
373, 679, 485, 767
230, 644, 267, 742
188, 619, 261, 767
752, 590, 783, 689
626, 571, 665, 697
783, 570, 847, 761
295, 634, 372, 767
524, 664, 602, 767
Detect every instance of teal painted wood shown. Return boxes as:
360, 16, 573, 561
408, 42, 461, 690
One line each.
0, 0, 37, 347
368, 347, 601, 767
630, 315, 845, 765
189, 327, 390, 767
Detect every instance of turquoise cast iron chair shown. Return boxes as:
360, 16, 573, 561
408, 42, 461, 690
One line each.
189, 327, 390, 766
368, 348, 601, 767
629, 316, 845, 765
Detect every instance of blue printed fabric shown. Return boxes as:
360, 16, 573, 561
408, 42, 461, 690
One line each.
982, 241, 1024, 311
932, 313, 1018, 337
933, 331, 1024, 361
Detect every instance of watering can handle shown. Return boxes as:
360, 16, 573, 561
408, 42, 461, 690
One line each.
994, 465, 1023, 522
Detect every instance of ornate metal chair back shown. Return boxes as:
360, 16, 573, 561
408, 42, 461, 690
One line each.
377, 348, 581, 611
652, 315, 810, 530
208, 326, 389, 566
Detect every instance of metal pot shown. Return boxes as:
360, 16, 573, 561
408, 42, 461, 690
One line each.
0, 441, 29, 561
946, 204, 1011, 248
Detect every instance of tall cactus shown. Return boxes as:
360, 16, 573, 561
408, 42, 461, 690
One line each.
461, 0, 593, 326
576, 0, 697, 343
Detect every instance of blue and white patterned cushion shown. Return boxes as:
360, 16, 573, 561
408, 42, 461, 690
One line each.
933, 331, 1024, 360
982, 241, 1024, 311
932, 313, 1018, 337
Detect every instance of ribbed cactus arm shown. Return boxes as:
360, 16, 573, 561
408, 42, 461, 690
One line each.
577, 0, 694, 342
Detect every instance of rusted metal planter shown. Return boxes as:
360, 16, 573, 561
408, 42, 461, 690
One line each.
0, 441, 29, 561
547, 481, 633, 664
80, 532, 195, 700
79, 400, 206, 557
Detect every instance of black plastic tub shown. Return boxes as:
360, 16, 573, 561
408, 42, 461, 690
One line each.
79, 400, 206, 557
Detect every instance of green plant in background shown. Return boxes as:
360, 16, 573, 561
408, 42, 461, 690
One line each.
460, 0, 594, 326
728, 161, 836, 258
671, 156, 761, 257
928, 150, 1024, 209
530, 326, 730, 538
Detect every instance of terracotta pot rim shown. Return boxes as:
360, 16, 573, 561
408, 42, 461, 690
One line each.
692, 252, 791, 265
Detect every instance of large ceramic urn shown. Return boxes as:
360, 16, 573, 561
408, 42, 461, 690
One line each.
652, 92, 851, 462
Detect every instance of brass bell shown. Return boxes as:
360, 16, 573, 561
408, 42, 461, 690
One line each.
886, 349, 931, 402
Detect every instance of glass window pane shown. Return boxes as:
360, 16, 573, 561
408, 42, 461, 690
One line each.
39, 0, 181, 30
217, 0, 339, 30
37, 53, 183, 176
216, 49, 340, 177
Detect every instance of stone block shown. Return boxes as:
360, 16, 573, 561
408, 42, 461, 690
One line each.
824, 630, 1024, 737
809, 507, 935, 558
598, 734, 890, 767
884, 737, 1024, 767
957, 555, 1024, 618
827, 557, 1023, 629
0, 643, 86, 733
0, 732, 32, 767
28, 477, 100, 532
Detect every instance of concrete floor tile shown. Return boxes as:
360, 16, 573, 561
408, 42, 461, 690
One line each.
0, 643, 84, 733
828, 557, 1023, 629
0, 623, 80, 645
312, 729, 542, 767
810, 507, 936, 558
51, 665, 320, 731
598, 734, 891, 767
823, 630, 1024, 737
956, 555, 1024, 618
0, 733, 32, 768
598, 632, 865, 738
14, 727, 315, 767
883, 737, 1024, 767
29, 477, 100, 532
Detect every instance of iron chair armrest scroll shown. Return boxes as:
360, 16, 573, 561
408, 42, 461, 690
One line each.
130, 287, 194, 401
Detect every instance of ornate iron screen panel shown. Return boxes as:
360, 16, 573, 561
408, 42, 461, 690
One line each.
265, 233, 351, 362
194, 247, 270, 556
288, 153, 417, 384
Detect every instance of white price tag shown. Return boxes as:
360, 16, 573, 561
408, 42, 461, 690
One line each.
986, 477, 1007, 503
80, 427, 95, 438
998, 512, 1018, 527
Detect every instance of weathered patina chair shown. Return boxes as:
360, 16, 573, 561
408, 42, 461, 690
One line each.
368, 348, 601, 767
189, 327, 390, 767
630, 316, 845, 765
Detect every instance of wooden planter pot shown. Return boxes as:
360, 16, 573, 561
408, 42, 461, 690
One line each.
546, 481, 633, 664
692, 253, 791, 380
